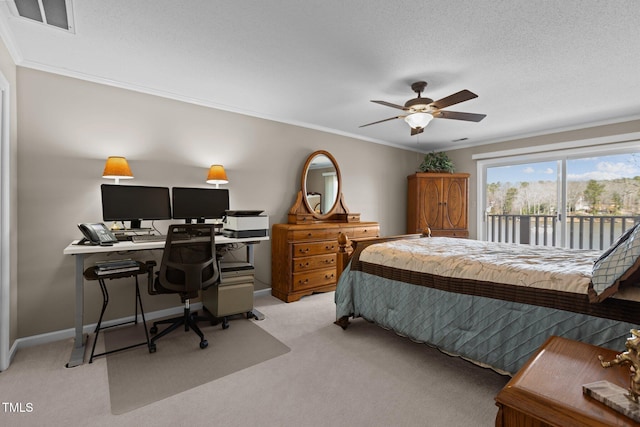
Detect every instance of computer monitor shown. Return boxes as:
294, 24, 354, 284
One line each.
101, 184, 172, 229
172, 187, 230, 223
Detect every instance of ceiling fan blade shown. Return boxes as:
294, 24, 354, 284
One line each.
359, 116, 403, 128
431, 90, 478, 109
371, 100, 408, 110
410, 127, 424, 136
433, 110, 486, 122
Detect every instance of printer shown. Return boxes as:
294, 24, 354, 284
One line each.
222, 210, 269, 238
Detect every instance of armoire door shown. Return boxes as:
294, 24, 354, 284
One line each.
441, 176, 468, 230
418, 177, 443, 231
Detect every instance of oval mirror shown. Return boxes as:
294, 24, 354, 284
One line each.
302, 150, 341, 219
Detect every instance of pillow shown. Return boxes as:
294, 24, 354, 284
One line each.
595, 222, 639, 263
589, 222, 640, 303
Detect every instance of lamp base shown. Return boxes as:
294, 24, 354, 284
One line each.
583, 380, 640, 422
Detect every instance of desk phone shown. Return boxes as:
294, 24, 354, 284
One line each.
77, 223, 119, 246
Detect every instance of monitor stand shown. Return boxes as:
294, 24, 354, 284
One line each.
182, 218, 205, 224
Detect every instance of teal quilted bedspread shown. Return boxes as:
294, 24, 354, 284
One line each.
335, 265, 635, 375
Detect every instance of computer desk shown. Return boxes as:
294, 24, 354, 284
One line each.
63, 235, 269, 367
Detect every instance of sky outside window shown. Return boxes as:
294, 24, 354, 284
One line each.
487, 154, 640, 184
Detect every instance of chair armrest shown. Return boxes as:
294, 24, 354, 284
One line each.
201, 259, 221, 290
145, 260, 158, 295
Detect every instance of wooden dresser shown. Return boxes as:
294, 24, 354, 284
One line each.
271, 222, 379, 302
407, 172, 469, 237
272, 150, 380, 302
495, 336, 634, 427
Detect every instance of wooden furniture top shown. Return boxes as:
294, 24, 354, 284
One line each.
408, 172, 471, 179
496, 335, 634, 427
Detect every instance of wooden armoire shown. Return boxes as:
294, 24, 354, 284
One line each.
271, 150, 379, 302
407, 172, 469, 237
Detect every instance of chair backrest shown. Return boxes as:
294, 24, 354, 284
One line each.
157, 224, 220, 299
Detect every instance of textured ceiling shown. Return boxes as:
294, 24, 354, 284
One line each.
1, 0, 640, 152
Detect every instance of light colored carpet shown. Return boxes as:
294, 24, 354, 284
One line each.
104, 318, 290, 414
0, 291, 509, 426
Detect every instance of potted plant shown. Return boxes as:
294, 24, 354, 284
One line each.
418, 151, 455, 173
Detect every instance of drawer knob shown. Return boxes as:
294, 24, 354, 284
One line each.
325, 245, 335, 250
299, 248, 310, 253
325, 273, 335, 279
298, 279, 309, 285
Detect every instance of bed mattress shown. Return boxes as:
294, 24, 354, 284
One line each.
359, 237, 598, 294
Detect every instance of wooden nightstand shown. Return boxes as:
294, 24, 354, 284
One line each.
495, 335, 635, 427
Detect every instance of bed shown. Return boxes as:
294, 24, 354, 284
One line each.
334, 230, 640, 375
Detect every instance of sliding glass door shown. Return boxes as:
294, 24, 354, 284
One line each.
479, 145, 640, 249
485, 160, 559, 246
565, 153, 640, 249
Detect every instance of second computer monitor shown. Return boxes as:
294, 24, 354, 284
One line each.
172, 187, 230, 223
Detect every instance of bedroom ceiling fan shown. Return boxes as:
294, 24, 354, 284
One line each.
360, 81, 487, 136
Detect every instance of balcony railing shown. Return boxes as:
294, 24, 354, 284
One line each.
485, 214, 640, 250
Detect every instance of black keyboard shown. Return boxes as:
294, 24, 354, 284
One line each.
131, 234, 165, 243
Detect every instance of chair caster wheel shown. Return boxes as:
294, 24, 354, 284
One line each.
149, 344, 156, 353
222, 323, 229, 330
150, 326, 158, 334
200, 340, 208, 349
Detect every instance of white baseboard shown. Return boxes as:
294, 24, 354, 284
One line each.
10, 287, 273, 355
11, 303, 202, 352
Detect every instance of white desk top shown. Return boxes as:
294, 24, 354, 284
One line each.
63, 235, 269, 255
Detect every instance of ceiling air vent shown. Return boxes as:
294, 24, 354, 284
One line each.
9, 0, 75, 32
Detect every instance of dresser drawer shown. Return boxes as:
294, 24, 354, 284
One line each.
291, 229, 336, 241
351, 225, 379, 238
293, 268, 336, 291
293, 254, 336, 272
293, 240, 338, 256
346, 213, 361, 222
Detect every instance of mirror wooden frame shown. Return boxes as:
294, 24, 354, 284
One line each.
287, 150, 360, 224
302, 151, 340, 218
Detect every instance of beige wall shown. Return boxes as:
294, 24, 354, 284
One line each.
16, 67, 419, 338
446, 120, 640, 238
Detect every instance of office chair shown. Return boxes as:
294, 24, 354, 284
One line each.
146, 224, 220, 352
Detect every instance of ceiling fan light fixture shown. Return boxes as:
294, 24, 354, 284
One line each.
404, 112, 433, 129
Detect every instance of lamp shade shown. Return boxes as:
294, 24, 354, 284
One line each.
404, 112, 434, 129
102, 156, 133, 184
206, 165, 229, 188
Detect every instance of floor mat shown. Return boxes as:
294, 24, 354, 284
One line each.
104, 318, 290, 414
